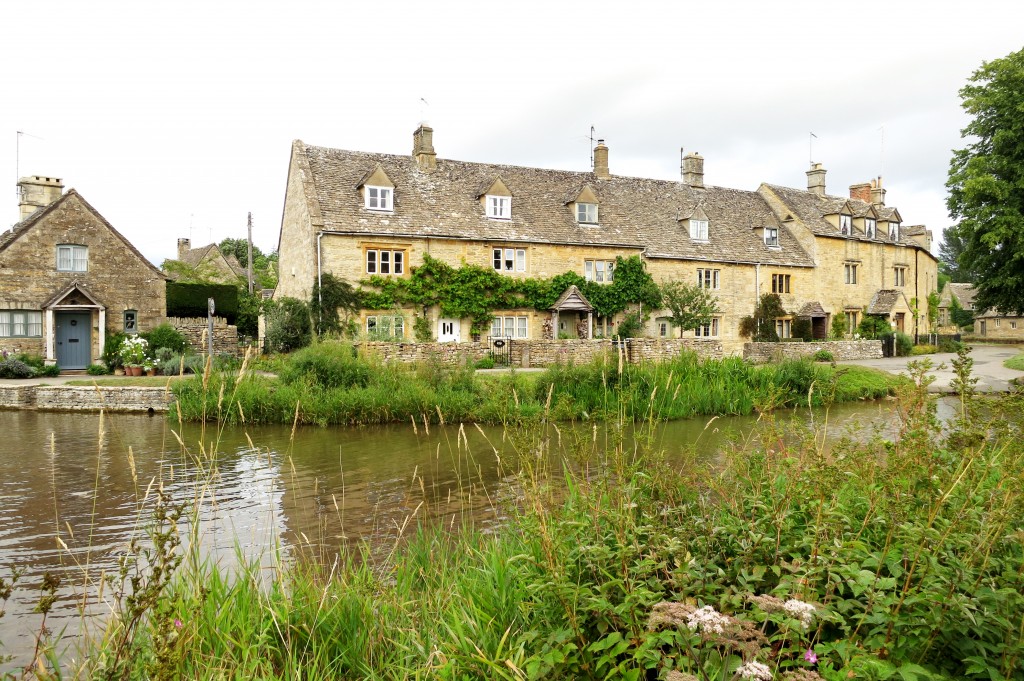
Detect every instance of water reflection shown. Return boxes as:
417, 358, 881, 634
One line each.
0, 401, 907, 671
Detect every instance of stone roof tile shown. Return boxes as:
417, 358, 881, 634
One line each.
762, 183, 913, 246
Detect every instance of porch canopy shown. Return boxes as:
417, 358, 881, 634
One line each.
550, 285, 594, 339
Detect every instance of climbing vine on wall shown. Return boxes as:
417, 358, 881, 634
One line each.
359, 254, 662, 333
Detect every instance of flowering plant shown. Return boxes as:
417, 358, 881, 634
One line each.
119, 335, 150, 367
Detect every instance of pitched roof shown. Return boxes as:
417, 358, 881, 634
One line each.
866, 289, 903, 315
760, 184, 915, 246
0, 189, 165, 278
797, 301, 827, 317
939, 282, 977, 310
551, 284, 593, 311
175, 243, 247, 279
297, 143, 815, 267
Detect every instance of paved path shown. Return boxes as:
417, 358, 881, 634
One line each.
840, 343, 1024, 393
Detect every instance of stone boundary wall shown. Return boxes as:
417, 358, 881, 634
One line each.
743, 340, 884, 363
357, 338, 723, 367
0, 386, 173, 412
167, 317, 240, 356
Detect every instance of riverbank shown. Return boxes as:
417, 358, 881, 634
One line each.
11, 364, 1022, 679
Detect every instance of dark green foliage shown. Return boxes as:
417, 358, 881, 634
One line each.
218, 238, 279, 289
412, 313, 433, 342
0, 358, 34, 378
278, 343, 370, 389
938, 224, 978, 283
234, 291, 263, 338
857, 315, 892, 339
812, 349, 834, 362
895, 331, 913, 357
263, 297, 312, 353
739, 293, 785, 341
659, 280, 718, 337
829, 314, 847, 339
614, 310, 644, 338
791, 316, 813, 341
950, 295, 975, 329
103, 332, 127, 369
36, 363, 61, 377
946, 47, 1024, 315
86, 364, 109, 376
311, 273, 361, 336
141, 323, 189, 354
165, 282, 239, 323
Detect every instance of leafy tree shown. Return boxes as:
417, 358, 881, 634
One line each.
950, 296, 975, 329
937, 224, 977, 283
829, 314, 847, 340
659, 280, 718, 338
160, 258, 222, 284
927, 290, 941, 332
264, 297, 312, 353
946, 47, 1024, 315
311, 273, 361, 336
857, 315, 892, 339
739, 293, 786, 342
219, 238, 279, 289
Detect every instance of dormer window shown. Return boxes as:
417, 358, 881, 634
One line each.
764, 227, 779, 247
865, 218, 877, 238
577, 202, 598, 224
57, 244, 88, 272
365, 186, 393, 211
889, 222, 900, 241
839, 214, 852, 235
689, 219, 709, 241
486, 195, 511, 220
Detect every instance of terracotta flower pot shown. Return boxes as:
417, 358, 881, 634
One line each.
130, 366, 143, 376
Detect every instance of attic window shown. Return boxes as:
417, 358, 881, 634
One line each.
577, 202, 598, 224
839, 214, 852, 235
486, 195, 511, 220
365, 186, 393, 211
57, 244, 88, 272
889, 222, 900, 241
689, 219, 708, 241
865, 218, 877, 238
764, 227, 779, 247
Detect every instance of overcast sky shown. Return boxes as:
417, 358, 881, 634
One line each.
1, 0, 1020, 266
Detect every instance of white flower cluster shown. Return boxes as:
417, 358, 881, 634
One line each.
735, 661, 773, 680
782, 598, 816, 630
685, 605, 730, 635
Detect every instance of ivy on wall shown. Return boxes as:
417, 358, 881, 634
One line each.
358, 254, 662, 333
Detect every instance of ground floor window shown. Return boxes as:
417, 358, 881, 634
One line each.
775, 317, 792, 339
0, 310, 43, 337
845, 311, 859, 335
695, 317, 720, 338
491, 316, 528, 339
593, 315, 615, 338
124, 310, 137, 333
366, 315, 404, 339
1012, 321, 1018, 330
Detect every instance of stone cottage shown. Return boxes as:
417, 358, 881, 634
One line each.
0, 176, 166, 369
166, 238, 247, 284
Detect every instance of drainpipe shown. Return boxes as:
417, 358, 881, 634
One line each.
317, 231, 324, 335
754, 263, 761, 338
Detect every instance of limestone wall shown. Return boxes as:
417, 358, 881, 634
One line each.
743, 340, 883, 363
0, 385, 173, 412
167, 317, 240, 355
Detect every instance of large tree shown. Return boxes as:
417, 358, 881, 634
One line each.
937, 224, 977, 283
946, 47, 1024, 315
660, 280, 718, 338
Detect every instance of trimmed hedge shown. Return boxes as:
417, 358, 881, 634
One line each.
166, 282, 238, 323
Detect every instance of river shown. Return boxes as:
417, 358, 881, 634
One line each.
0, 400, 921, 672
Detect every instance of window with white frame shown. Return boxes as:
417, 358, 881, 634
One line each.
893, 266, 906, 287
492, 248, 526, 272
995, 319, 1001, 328
865, 218, 877, 238
0, 310, 43, 337
364, 186, 393, 211
764, 227, 779, 247
576, 202, 598, 224
689, 219, 709, 241
697, 268, 720, 290
844, 262, 858, 284
366, 315, 404, 339
490, 315, 528, 339
486, 195, 511, 219
1012, 321, 1018, 330
584, 259, 614, 283
695, 317, 720, 338
57, 244, 88, 272
839, 214, 852, 235
775, 318, 792, 339
365, 249, 405, 275
889, 222, 900, 241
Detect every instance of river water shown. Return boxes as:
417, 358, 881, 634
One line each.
0, 401, 913, 671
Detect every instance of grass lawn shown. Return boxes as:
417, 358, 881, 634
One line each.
1005, 352, 1024, 372
66, 375, 191, 387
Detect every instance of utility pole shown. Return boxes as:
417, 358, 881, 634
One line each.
247, 212, 254, 294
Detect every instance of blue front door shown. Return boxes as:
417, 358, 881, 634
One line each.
56, 312, 91, 369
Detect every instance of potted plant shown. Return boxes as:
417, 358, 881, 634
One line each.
144, 360, 156, 377
119, 336, 149, 376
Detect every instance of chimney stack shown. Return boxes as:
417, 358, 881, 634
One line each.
593, 139, 610, 180
17, 175, 64, 220
849, 182, 871, 202
178, 238, 191, 259
870, 177, 886, 207
412, 124, 437, 172
682, 151, 704, 188
806, 163, 827, 196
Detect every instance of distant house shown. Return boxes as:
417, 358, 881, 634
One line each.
0, 176, 167, 368
937, 283, 976, 333
166, 238, 247, 284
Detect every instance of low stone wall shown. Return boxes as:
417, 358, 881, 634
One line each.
743, 340, 884, 363
0, 385, 173, 412
168, 317, 240, 356
357, 338, 723, 367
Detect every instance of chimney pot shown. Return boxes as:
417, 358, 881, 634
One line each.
806, 162, 827, 196
177, 238, 191, 259
682, 152, 704, 188
870, 177, 886, 207
849, 182, 871, 202
593, 140, 610, 180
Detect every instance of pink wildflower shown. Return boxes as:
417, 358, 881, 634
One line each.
174, 618, 183, 629
804, 648, 818, 664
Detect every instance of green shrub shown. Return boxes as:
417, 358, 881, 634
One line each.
13, 353, 45, 369
939, 337, 965, 353
166, 281, 238, 322
36, 363, 61, 377
812, 349, 834, 362
910, 344, 937, 355
895, 331, 913, 357
857, 315, 892, 339
264, 297, 312, 353
279, 342, 370, 389
87, 363, 109, 376
0, 358, 34, 378
473, 356, 496, 370
142, 323, 189, 354
104, 332, 128, 369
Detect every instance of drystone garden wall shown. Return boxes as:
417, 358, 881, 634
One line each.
0, 385, 172, 412
168, 317, 240, 356
743, 340, 883, 363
